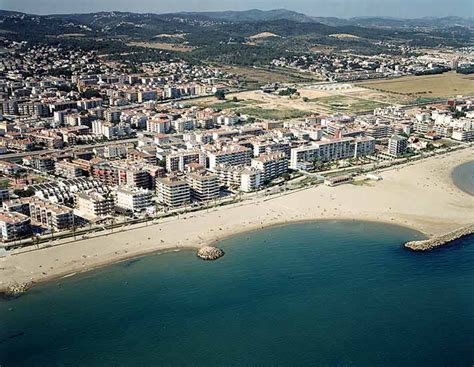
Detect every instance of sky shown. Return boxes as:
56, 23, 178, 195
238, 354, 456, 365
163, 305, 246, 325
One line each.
0, 0, 472, 18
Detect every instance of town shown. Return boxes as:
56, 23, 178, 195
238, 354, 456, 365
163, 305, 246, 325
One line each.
0, 35, 473, 248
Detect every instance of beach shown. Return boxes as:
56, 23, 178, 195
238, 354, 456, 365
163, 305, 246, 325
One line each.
1, 148, 473, 290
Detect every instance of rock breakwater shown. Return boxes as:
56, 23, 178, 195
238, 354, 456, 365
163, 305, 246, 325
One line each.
1, 282, 30, 300
196, 246, 225, 260
405, 224, 474, 251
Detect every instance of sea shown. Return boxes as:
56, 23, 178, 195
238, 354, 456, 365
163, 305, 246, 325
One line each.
1, 162, 473, 366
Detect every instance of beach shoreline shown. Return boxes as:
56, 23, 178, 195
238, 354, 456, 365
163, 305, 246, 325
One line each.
1, 148, 473, 293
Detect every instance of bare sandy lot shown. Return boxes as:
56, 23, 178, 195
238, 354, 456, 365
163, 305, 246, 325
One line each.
356, 72, 474, 99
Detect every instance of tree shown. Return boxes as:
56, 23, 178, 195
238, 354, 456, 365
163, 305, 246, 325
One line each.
81, 89, 102, 99
215, 90, 226, 100
453, 110, 466, 119
232, 96, 239, 102
14, 187, 35, 198
302, 97, 309, 102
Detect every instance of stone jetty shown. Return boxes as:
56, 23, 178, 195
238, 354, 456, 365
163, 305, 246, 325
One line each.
1, 282, 30, 299
405, 224, 474, 251
196, 246, 225, 260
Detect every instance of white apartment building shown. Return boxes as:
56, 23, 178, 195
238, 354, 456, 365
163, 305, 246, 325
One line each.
104, 144, 127, 159
147, 119, 170, 134
186, 171, 220, 201
55, 161, 85, 178
452, 129, 474, 141
172, 118, 195, 133
76, 190, 115, 219
116, 187, 153, 214
28, 197, 74, 231
214, 164, 262, 192
207, 145, 252, 171
156, 176, 191, 207
92, 120, 132, 139
388, 135, 408, 156
166, 150, 206, 172
290, 137, 375, 170
251, 152, 288, 183
240, 168, 263, 192
0, 211, 31, 241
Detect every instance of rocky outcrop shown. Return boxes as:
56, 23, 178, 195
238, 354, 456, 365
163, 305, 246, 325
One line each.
405, 224, 474, 251
197, 246, 225, 260
1, 282, 30, 300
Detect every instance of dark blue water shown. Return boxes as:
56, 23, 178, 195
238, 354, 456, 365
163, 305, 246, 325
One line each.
1, 221, 473, 366
452, 160, 474, 196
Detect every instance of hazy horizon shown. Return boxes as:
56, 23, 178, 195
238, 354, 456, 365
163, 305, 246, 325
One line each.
1, 0, 473, 19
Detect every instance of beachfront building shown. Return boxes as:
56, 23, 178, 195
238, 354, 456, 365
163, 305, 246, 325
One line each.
207, 145, 252, 171
290, 137, 375, 170
116, 187, 153, 214
452, 129, 474, 142
388, 135, 408, 157
156, 176, 191, 207
186, 171, 220, 201
0, 210, 31, 241
251, 140, 291, 158
76, 190, 115, 220
213, 164, 263, 192
30, 178, 104, 205
240, 168, 263, 192
28, 197, 74, 231
251, 152, 288, 183
324, 175, 354, 187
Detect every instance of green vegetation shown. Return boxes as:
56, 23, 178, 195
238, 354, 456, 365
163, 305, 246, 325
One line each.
278, 87, 298, 96
14, 187, 35, 198
80, 89, 102, 99
214, 90, 226, 100
0, 178, 9, 189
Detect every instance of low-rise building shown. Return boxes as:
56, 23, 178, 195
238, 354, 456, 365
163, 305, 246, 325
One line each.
55, 161, 86, 178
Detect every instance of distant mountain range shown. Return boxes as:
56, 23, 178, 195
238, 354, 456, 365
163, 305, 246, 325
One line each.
0, 8, 471, 65
177, 9, 474, 28
0, 8, 472, 29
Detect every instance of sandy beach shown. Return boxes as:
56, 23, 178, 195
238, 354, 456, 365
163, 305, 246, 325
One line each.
1, 148, 473, 290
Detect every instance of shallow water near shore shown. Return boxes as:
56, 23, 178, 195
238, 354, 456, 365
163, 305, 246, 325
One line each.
452, 160, 474, 196
1, 220, 473, 366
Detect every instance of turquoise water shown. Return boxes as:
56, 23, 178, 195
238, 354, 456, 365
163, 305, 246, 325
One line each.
1, 220, 473, 366
452, 160, 474, 196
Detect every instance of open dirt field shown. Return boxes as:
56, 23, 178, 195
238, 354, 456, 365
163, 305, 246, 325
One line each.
191, 83, 399, 117
356, 72, 474, 99
219, 65, 322, 86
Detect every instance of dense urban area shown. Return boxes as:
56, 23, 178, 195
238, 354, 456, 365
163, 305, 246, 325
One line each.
0, 8, 473, 247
